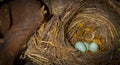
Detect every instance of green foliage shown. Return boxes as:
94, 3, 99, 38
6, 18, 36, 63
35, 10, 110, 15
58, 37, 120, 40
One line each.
118, 48, 120, 52
118, 39, 120, 43
119, 32, 120, 35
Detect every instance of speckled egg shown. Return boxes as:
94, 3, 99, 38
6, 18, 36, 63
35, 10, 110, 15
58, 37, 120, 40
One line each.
75, 42, 87, 52
89, 42, 99, 53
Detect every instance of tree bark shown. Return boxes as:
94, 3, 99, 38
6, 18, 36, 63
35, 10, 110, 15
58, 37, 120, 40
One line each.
0, 0, 44, 65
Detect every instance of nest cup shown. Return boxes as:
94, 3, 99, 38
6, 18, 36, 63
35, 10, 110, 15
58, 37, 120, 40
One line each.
64, 7, 118, 64
66, 7, 117, 52
24, 4, 118, 65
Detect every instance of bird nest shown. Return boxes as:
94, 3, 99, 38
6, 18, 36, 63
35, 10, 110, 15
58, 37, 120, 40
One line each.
106, 0, 120, 14
24, 2, 119, 65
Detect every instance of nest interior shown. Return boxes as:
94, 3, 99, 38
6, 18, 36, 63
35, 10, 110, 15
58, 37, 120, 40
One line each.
23, 0, 120, 65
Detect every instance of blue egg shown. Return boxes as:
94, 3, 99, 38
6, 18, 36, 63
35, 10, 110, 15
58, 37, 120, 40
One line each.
84, 42, 89, 50
75, 42, 87, 52
89, 42, 99, 53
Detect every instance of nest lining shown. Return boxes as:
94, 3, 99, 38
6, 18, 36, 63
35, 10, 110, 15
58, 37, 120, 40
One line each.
66, 8, 117, 51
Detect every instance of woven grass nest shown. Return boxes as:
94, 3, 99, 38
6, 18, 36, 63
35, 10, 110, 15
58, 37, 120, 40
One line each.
106, 0, 120, 14
23, 1, 120, 65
